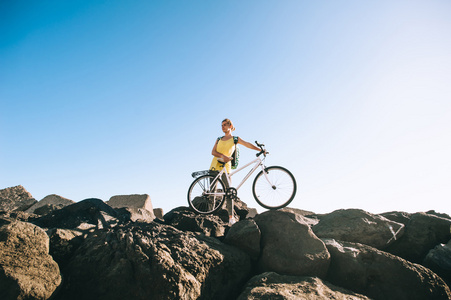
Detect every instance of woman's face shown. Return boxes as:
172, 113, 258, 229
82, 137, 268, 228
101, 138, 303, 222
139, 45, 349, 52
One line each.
222, 121, 232, 133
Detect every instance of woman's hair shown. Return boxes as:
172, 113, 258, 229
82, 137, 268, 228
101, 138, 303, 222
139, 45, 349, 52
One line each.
222, 118, 235, 131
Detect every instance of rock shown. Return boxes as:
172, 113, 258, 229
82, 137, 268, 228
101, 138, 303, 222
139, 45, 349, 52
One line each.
426, 210, 451, 220
0, 185, 37, 212
324, 238, 451, 300
47, 228, 84, 267
107, 194, 155, 217
55, 222, 252, 300
32, 198, 119, 231
247, 208, 258, 218
231, 197, 251, 220
211, 196, 251, 221
115, 207, 155, 223
281, 207, 320, 226
0, 210, 33, 223
379, 211, 412, 226
164, 207, 228, 238
3, 185, 451, 299
254, 210, 330, 277
153, 208, 164, 219
237, 272, 371, 300
280, 207, 316, 217
26, 194, 74, 215
423, 240, 451, 285
384, 212, 451, 263
224, 219, 261, 260
0, 220, 61, 300
312, 209, 405, 249
33, 204, 61, 216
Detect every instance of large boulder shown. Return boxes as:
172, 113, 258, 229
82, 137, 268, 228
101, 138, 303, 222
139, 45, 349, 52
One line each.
281, 207, 320, 225
164, 206, 228, 238
0, 185, 37, 212
254, 210, 330, 277
107, 194, 154, 216
0, 211, 33, 223
47, 228, 84, 267
223, 218, 261, 260
324, 238, 451, 300
32, 198, 120, 231
384, 212, 451, 263
25, 194, 74, 215
115, 207, 155, 223
0, 220, 61, 300
379, 211, 412, 226
237, 272, 371, 300
426, 210, 451, 220
55, 222, 252, 300
423, 239, 451, 285
312, 209, 405, 249
108, 194, 156, 222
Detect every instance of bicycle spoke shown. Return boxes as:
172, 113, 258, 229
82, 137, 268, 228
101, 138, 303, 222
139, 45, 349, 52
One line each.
188, 175, 226, 214
253, 166, 296, 210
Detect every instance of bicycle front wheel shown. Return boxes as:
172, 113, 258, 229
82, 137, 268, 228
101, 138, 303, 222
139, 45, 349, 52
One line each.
252, 166, 297, 210
187, 175, 226, 214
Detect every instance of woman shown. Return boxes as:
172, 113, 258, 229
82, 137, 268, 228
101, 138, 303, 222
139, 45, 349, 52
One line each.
210, 118, 262, 225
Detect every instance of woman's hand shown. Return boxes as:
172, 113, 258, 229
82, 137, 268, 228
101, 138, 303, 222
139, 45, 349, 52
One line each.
222, 155, 232, 163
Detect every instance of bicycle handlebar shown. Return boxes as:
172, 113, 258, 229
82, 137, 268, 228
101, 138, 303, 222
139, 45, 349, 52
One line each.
255, 141, 268, 157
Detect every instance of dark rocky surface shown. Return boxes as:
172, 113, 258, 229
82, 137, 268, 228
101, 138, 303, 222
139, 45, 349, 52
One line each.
1, 185, 450, 299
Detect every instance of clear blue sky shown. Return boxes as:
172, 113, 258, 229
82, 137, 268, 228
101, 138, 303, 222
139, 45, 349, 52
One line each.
1, 0, 450, 215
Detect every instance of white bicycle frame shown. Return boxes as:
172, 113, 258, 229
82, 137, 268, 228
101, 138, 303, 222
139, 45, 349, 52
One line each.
209, 155, 272, 196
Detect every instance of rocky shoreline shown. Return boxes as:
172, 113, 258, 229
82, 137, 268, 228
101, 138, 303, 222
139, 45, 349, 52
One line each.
1, 185, 450, 299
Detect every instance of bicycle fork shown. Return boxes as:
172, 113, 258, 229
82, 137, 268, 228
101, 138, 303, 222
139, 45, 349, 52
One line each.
261, 167, 277, 190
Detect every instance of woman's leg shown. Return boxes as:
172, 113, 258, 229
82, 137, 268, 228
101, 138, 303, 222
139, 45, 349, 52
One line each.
221, 173, 237, 224
209, 171, 235, 223
221, 173, 232, 211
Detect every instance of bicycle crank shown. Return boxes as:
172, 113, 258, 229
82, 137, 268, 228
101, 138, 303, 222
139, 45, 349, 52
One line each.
226, 187, 238, 201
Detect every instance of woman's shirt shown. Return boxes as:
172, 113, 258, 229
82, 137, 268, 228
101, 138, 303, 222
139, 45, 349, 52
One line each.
210, 137, 236, 173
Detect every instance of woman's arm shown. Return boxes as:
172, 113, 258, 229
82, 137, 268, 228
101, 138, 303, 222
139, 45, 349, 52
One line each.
211, 139, 232, 162
237, 137, 261, 152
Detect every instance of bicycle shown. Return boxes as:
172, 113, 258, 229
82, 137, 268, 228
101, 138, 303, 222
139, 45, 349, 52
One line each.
187, 141, 297, 214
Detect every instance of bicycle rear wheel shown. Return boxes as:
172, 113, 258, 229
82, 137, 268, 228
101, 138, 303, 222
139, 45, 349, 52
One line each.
187, 175, 226, 214
252, 166, 296, 210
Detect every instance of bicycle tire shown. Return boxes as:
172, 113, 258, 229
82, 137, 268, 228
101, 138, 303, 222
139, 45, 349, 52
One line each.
252, 166, 297, 210
187, 175, 226, 214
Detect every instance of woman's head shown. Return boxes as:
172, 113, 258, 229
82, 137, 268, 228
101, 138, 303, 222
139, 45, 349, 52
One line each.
222, 118, 235, 132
